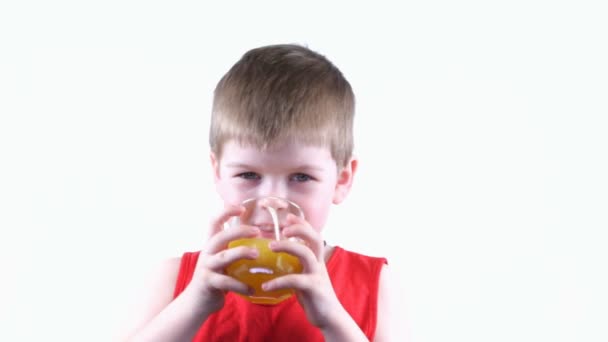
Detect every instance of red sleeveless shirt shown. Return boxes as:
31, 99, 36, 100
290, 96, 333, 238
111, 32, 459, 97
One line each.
173, 246, 387, 341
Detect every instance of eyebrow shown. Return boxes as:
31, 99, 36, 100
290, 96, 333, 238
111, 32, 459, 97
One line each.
223, 163, 251, 168
223, 162, 325, 172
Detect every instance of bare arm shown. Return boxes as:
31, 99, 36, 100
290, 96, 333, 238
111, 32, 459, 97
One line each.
318, 306, 370, 341
263, 215, 375, 342
317, 264, 409, 342
118, 205, 260, 342
117, 257, 214, 342
373, 264, 410, 342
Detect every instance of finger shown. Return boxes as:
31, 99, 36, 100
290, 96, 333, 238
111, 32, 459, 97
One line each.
204, 245, 259, 271
205, 225, 260, 255
208, 273, 253, 295
262, 273, 308, 292
283, 214, 324, 258
269, 239, 319, 273
207, 204, 245, 238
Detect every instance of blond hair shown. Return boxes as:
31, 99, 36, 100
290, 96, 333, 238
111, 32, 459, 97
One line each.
209, 44, 355, 168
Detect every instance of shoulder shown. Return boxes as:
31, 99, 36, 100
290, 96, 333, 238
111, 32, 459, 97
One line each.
329, 247, 406, 341
374, 263, 411, 341
327, 247, 387, 305
329, 246, 388, 272
134, 255, 184, 306
115, 255, 184, 341
133, 255, 183, 309
141, 256, 183, 293
332, 246, 388, 262
330, 247, 410, 341
157, 256, 183, 283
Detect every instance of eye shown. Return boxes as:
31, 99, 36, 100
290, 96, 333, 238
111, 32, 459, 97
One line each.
237, 172, 260, 180
290, 173, 313, 182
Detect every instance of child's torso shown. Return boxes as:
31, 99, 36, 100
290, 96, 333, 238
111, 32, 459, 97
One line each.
173, 246, 387, 342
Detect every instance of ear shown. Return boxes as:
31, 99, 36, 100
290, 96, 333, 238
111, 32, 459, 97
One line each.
332, 156, 358, 204
210, 151, 221, 183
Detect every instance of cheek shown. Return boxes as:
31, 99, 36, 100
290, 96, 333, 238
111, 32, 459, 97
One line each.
216, 180, 250, 205
298, 196, 333, 231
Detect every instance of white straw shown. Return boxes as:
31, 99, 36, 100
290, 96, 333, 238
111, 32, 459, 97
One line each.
267, 206, 280, 241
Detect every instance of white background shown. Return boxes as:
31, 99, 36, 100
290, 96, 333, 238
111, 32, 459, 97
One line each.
1, 1, 607, 341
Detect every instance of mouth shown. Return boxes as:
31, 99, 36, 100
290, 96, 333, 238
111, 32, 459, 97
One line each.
255, 223, 283, 239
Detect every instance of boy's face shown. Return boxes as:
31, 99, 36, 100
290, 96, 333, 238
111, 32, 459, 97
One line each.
211, 140, 356, 233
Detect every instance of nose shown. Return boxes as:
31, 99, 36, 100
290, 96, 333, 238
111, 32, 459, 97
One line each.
239, 196, 304, 234
257, 196, 304, 221
258, 196, 289, 212
256, 178, 289, 202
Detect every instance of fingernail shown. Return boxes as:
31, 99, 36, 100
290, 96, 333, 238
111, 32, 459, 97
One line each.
269, 241, 278, 249
261, 283, 270, 291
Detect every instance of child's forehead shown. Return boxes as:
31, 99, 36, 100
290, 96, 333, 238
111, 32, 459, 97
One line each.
220, 139, 335, 165
229, 137, 329, 153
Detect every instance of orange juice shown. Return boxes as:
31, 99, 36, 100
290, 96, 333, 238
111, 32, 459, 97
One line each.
226, 237, 302, 304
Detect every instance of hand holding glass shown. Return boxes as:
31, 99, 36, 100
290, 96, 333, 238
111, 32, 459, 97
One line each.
225, 197, 304, 304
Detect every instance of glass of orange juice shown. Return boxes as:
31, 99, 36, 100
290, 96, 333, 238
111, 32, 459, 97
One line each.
225, 196, 304, 304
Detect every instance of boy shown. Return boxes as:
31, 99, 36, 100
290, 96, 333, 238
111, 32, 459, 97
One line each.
121, 44, 401, 341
